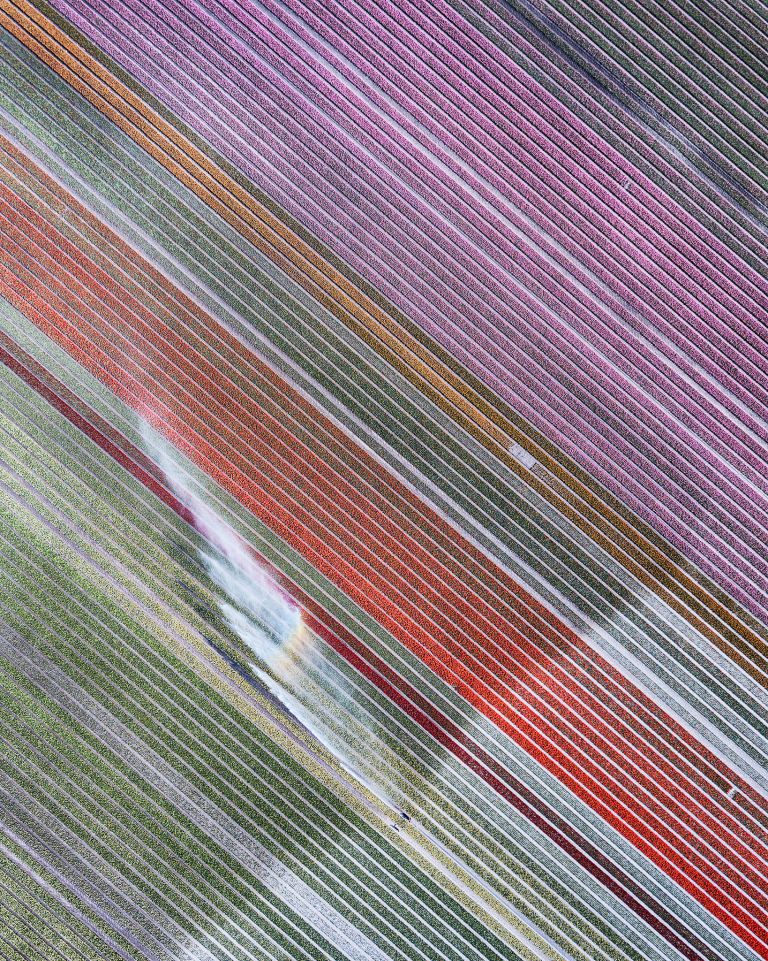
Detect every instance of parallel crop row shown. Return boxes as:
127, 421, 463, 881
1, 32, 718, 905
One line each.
0, 139, 763, 958
35, 0, 768, 629
0, 292, 752, 960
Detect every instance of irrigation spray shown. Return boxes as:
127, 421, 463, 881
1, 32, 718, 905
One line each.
140, 420, 402, 808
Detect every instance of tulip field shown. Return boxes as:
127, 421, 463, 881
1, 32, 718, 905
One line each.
0, 1, 765, 959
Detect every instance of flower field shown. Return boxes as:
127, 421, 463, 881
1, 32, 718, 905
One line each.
0, 1, 765, 960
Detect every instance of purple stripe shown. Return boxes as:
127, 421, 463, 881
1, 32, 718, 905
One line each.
310, 0, 767, 319
405, 0, 768, 282
64, 0, 768, 468
60, 2, 768, 476
205, 0, 768, 407
49, 0, 768, 621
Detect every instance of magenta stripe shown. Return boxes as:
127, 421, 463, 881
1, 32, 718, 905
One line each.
48, 0, 768, 622
61, 0, 768, 472
314, 0, 766, 318
365, 0, 768, 310
55, 0, 768, 568
412, 0, 768, 277
202, 0, 768, 397
60, 0, 768, 410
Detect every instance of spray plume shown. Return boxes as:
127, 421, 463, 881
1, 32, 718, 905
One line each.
140, 420, 400, 807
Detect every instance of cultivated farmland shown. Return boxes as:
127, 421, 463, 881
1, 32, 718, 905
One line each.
0, 2, 766, 960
